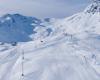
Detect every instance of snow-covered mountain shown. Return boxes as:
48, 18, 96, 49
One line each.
0, 14, 54, 43
0, 14, 42, 43
0, 1, 100, 80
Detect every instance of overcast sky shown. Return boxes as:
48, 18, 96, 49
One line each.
0, 0, 91, 18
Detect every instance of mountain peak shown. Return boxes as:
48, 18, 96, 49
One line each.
85, 0, 100, 14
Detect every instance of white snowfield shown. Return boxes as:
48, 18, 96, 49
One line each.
0, 2, 100, 80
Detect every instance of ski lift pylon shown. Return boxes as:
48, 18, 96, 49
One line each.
21, 50, 25, 80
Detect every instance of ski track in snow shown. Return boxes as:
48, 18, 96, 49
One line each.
0, 33, 100, 80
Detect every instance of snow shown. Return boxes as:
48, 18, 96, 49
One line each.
0, 2, 100, 80
0, 33, 100, 80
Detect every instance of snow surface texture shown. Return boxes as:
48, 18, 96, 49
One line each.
0, 2, 100, 80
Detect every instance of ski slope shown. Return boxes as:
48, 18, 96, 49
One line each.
0, 1, 100, 80
0, 33, 100, 80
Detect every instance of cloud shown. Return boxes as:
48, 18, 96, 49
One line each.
0, 0, 90, 18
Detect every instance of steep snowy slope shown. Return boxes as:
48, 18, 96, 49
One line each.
0, 1, 100, 80
48, 0, 100, 39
